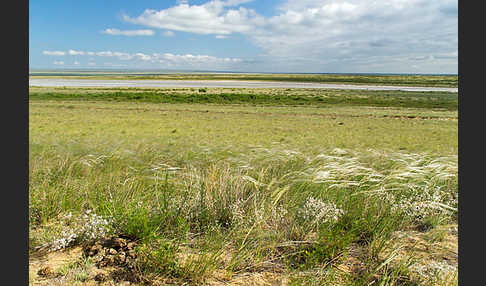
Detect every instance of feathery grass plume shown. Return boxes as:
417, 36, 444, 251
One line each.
29, 144, 457, 284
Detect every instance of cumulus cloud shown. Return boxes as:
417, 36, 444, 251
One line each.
121, 0, 457, 73
163, 31, 175, 37
122, 0, 263, 35
43, 49, 243, 69
95, 51, 134, 60
257, 1, 456, 54
43, 50, 66, 56
68, 49, 85, 55
153, 53, 242, 65
134, 53, 152, 61
53, 61, 64, 65
42, 0, 456, 72
101, 28, 155, 36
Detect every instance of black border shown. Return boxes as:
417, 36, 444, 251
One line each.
7, 0, 29, 284
458, 0, 474, 285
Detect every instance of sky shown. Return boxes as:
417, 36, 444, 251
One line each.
29, 0, 458, 74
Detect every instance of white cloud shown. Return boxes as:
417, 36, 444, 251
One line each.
215, 35, 228, 39
102, 28, 155, 36
153, 53, 242, 65
122, 0, 457, 73
163, 30, 175, 37
73, 61, 80, 65
53, 61, 64, 65
43, 49, 243, 69
94, 51, 134, 60
68, 50, 85, 55
134, 53, 152, 61
43, 50, 66, 56
224, 0, 255, 6
122, 0, 262, 35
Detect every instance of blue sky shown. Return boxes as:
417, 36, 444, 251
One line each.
30, 0, 458, 74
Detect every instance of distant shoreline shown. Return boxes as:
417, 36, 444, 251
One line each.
29, 72, 458, 88
28, 69, 458, 77
29, 78, 458, 92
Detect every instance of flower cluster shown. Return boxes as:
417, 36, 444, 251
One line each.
300, 197, 344, 226
79, 210, 111, 240
271, 205, 288, 221
388, 187, 456, 222
50, 229, 77, 251
49, 210, 111, 251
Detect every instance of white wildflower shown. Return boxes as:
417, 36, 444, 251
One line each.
301, 197, 344, 226
47, 210, 111, 252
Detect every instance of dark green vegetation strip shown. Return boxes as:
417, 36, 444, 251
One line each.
30, 88, 458, 110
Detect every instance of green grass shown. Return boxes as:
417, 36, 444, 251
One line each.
29, 86, 458, 110
29, 85, 457, 285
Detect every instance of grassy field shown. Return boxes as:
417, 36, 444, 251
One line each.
29, 85, 458, 285
29, 86, 458, 111
29, 73, 458, 87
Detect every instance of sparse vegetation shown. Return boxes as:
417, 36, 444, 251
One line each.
29, 86, 458, 110
29, 83, 457, 285
29, 72, 459, 87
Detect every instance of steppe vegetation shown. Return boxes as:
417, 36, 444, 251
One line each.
29, 73, 458, 87
29, 86, 458, 111
29, 84, 458, 285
